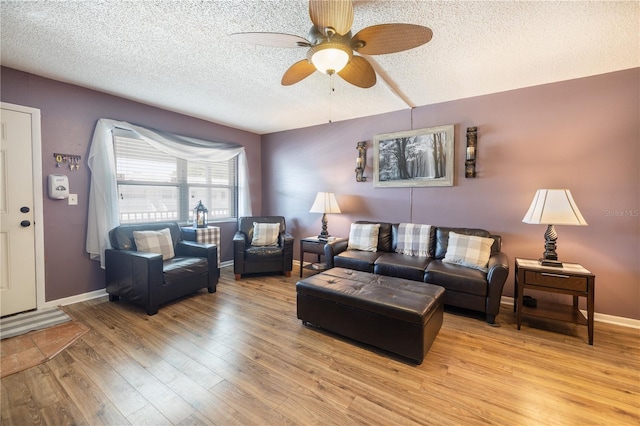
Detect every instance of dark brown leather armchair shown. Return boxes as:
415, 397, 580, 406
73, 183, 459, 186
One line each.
233, 216, 294, 280
105, 222, 219, 315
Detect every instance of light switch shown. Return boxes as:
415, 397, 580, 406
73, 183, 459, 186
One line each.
68, 194, 78, 205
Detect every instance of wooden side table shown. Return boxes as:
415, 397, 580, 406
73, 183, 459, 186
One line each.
300, 237, 344, 277
515, 258, 595, 345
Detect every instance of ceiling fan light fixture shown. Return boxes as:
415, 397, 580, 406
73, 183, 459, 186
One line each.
308, 42, 352, 74
234, 1, 433, 88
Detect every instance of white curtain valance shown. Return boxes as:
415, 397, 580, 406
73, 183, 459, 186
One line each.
86, 118, 252, 268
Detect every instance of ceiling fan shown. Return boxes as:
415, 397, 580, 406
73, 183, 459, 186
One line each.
230, 0, 433, 88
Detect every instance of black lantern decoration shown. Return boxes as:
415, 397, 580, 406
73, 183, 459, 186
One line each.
193, 200, 208, 228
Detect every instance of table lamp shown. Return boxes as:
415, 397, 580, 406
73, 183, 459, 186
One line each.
309, 192, 341, 240
522, 189, 587, 267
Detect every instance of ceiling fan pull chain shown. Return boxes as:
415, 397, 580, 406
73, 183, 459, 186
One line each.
328, 73, 335, 123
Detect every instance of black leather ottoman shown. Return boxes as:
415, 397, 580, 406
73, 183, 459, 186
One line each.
296, 268, 445, 364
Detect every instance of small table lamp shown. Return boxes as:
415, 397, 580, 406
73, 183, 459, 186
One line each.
522, 189, 588, 267
309, 192, 341, 240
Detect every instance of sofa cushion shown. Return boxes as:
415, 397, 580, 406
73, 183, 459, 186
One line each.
443, 232, 494, 272
163, 256, 209, 286
334, 250, 383, 273
396, 223, 433, 257
425, 261, 488, 296
347, 223, 380, 252
245, 245, 284, 261
251, 222, 280, 246
374, 253, 432, 282
434, 227, 492, 259
133, 228, 175, 260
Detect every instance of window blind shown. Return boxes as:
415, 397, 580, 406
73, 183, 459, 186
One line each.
114, 136, 237, 224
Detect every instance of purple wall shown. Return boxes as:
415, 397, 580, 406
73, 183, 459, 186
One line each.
262, 68, 640, 320
2, 66, 638, 320
1, 67, 262, 302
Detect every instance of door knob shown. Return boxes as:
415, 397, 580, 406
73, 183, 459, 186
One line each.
20, 220, 31, 227
20, 206, 30, 213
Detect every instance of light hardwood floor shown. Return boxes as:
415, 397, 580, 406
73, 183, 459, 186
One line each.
2, 265, 639, 425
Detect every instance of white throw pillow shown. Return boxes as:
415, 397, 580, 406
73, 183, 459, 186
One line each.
252, 222, 280, 246
395, 223, 433, 257
347, 223, 380, 252
133, 228, 175, 260
443, 231, 494, 272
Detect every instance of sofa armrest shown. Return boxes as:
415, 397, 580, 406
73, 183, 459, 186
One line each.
324, 239, 349, 269
485, 251, 510, 319
176, 240, 215, 258
233, 231, 247, 246
280, 231, 294, 246
233, 231, 247, 274
176, 240, 219, 286
281, 232, 294, 271
105, 249, 163, 313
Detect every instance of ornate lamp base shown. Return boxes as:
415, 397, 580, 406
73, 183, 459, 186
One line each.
318, 213, 330, 241
539, 224, 563, 267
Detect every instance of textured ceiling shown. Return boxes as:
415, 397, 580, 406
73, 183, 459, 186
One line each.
1, 1, 638, 135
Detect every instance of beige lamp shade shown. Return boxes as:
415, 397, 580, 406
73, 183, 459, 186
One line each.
309, 192, 341, 214
522, 189, 587, 226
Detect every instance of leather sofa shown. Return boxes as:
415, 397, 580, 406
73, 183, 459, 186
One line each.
105, 222, 219, 315
324, 221, 509, 324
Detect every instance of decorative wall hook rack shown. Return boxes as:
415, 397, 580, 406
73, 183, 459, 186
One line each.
465, 127, 477, 178
355, 141, 367, 182
54, 153, 82, 170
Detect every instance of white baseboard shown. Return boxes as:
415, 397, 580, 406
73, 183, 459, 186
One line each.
43, 288, 108, 309
501, 296, 640, 329
40, 275, 639, 330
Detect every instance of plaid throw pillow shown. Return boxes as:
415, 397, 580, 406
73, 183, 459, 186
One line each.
251, 222, 280, 246
347, 223, 380, 252
443, 231, 494, 272
396, 223, 433, 257
133, 228, 175, 260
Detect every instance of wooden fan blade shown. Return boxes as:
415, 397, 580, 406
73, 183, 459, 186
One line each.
281, 59, 317, 86
230, 32, 310, 48
338, 56, 376, 88
352, 24, 433, 55
309, 0, 354, 36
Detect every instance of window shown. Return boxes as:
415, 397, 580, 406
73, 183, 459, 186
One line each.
114, 136, 237, 224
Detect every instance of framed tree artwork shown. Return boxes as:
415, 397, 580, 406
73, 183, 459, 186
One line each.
373, 125, 455, 188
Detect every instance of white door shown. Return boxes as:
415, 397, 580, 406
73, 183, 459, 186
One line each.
0, 106, 37, 316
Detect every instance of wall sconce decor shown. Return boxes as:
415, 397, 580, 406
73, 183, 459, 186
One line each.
355, 141, 367, 182
193, 200, 208, 228
465, 127, 477, 178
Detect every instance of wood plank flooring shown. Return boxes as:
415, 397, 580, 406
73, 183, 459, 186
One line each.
2, 265, 639, 425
